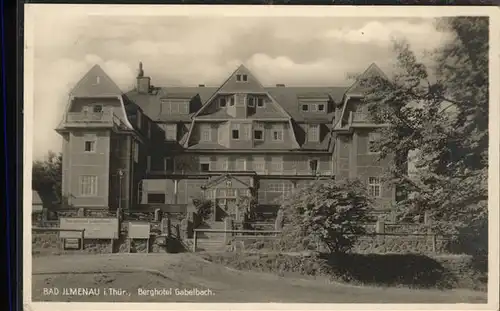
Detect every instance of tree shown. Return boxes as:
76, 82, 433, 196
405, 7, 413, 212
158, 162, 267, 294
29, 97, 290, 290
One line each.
192, 196, 213, 222
356, 17, 488, 235
278, 179, 373, 254
32, 151, 63, 207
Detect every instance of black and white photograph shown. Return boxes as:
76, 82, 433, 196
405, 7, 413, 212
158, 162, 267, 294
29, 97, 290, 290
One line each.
24, 4, 498, 309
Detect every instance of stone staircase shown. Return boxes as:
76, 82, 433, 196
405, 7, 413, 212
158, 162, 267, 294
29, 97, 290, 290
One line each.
190, 221, 228, 252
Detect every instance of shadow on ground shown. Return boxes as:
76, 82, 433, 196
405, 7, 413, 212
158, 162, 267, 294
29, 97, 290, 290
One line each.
321, 253, 454, 289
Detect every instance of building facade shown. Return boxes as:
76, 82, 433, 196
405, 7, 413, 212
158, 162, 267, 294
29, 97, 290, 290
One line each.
56, 62, 395, 221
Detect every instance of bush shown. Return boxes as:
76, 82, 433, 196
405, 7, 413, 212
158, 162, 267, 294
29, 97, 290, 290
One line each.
278, 178, 373, 254
192, 197, 213, 222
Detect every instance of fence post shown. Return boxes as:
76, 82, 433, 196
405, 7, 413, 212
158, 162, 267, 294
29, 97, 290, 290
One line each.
376, 219, 385, 244
193, 230, 197, 252
77, 207, 85, 217
80, 229, 85, 250
376, 219, 385, 234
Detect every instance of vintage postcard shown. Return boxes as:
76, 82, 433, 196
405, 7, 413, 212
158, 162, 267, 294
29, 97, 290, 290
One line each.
23, 4, 499, 311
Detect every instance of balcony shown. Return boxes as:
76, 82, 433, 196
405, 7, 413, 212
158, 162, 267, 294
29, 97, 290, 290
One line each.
146, 167, 332, 178
61, 111, 127, 129
351, 112, 370, 123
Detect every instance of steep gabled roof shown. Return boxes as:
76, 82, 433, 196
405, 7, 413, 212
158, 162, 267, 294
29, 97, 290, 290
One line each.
345, 63, 389, 96
70, 64, 123, 97
193, 64, 291, 119
202, 174, 252, 190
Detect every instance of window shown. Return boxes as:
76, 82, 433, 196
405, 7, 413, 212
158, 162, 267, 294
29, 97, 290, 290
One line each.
253, 156, 265, 173
170, 102, 179, 114
181, 102, 189, 114
257, 98, 265, 107
272, 130, 283, 141
79, 175, 98, 196
301, 104, 309, 112
254, 129, 263, 140
147, 193, 165, 204
248, 97, 255, 107
200, 163, 210, 172
309, 159, 318, 173
311, 103, 326, 112
84, 140, 96, 152
227, 188, 237, 197
368, 177, 382, 197
229, 96, 235, 106
308, 124, 320, 142
232, 129, 239, 140
368, 132, 381, 153
93, 105, 103, 113
200, 125, 211, 142
133, 141, 139, 163
254, 123, 264, 141
236, 74, 242, 81
268, 183, 292, 193
231, 124, 240, 140
165, 124, 177, 141
219, 97, 227, 108
165, 157, 174, 171
96, 76, 101, 84
235, 158, 246, 171
160, 99, 190, 115
242, 74, 248, 81
270, 156, 283, 172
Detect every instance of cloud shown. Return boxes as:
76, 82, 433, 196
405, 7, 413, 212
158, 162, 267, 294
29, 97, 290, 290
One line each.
323, 20, 452, 54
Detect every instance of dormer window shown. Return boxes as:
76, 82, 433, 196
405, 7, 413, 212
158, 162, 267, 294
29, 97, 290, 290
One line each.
257, 98, 264, 108
219, 98, 227, 108
318, 104, 325, 112
301, 104, 309, 112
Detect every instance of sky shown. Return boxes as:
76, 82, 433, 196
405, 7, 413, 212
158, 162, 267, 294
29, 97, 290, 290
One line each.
28, 7, 454, 160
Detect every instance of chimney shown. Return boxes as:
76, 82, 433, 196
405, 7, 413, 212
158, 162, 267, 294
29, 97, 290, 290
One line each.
276, 83, 285, 87
137, 62, 151, 94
